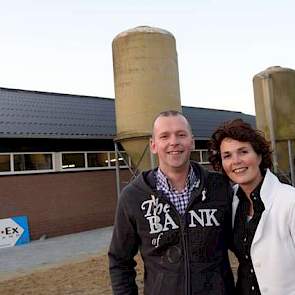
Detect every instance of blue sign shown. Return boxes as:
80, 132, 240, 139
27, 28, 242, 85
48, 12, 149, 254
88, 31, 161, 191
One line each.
0, 216, 30, 249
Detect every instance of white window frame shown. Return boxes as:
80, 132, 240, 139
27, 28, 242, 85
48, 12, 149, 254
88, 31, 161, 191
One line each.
0, 152, 55, 175
0, 149, 207, 175
191, 149, 210, 164
58, 150, 131, 172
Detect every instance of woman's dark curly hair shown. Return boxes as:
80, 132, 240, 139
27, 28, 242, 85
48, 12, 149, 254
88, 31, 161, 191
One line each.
208, 119, 272, 174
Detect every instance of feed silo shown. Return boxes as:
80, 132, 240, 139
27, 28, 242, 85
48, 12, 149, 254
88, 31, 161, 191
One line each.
253, 66, 295, 181
112, 26, 182, 171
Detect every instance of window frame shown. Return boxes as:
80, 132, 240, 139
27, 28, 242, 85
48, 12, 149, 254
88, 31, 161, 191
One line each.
0, 152, 55, 175
0, 149, 207, 175
191, 149, 210, 164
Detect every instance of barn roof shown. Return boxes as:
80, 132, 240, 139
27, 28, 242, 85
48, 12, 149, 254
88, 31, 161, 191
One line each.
0, 87, 255, 140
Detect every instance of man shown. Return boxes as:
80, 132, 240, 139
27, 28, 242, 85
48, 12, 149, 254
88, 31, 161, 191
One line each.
109, 110, 234, 295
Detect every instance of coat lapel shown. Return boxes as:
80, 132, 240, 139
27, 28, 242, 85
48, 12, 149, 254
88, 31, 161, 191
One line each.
251, 210, 269, 247
251, 169, 277, 247
232, 170, 278, 247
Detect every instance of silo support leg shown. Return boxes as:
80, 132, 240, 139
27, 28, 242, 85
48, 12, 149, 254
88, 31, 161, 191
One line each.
115, 142, 121, 199
288, 140, 295, 186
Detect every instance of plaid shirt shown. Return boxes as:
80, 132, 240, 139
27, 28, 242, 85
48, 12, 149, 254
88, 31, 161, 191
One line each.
155, 166, 200, 215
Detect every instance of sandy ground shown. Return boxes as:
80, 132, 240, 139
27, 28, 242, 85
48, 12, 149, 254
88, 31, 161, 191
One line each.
0, 253, 144, 295
0, 252, 237, 295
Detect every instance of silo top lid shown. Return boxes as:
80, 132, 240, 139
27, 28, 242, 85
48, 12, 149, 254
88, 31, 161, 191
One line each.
114, 26, 174, 40
254, 65, 295, 78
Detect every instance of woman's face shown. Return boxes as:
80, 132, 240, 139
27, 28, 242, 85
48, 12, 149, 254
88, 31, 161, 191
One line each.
220, 138, 263, 195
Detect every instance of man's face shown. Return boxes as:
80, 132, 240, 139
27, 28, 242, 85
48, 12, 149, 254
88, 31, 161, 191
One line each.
150, 115, 195, 174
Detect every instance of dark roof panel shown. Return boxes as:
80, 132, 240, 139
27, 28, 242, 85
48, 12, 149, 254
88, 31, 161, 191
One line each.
183, 106, 255, 139
0, 87, 255, 140
0, 88, 115, 139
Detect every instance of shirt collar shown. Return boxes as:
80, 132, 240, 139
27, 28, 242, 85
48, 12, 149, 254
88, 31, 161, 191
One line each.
156, 165, 198, 192
237, 178, 264, 202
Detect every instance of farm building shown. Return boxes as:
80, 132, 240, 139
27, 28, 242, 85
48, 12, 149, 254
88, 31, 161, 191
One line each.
0, 87, 255, 240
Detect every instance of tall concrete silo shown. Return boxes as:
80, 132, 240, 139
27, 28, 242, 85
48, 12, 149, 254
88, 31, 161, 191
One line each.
112, 26, 182, 171
253, 66, 295, 182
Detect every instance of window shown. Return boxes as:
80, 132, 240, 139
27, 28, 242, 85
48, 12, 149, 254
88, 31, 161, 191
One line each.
0, 154, 10, 172
190, 150, 201, 162
190, 150, 209, 164
62, 153, 85, 169
87, 152, 109, 168
14, 153, 53, 171
109, 152, 128, 167
61, 151, 130, 170
0, 150, 131, 174
201, 150, 209, 163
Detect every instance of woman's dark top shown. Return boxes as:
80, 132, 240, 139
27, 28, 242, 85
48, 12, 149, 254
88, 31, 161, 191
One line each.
232, 182, 265, 295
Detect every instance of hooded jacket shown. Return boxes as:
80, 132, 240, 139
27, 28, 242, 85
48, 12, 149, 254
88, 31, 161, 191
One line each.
109, 162, 235, 295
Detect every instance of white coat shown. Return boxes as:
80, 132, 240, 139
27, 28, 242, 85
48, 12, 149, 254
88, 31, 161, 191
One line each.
232, 169, 295, 295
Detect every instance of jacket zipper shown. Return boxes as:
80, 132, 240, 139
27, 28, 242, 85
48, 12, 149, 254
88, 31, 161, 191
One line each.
182, 188, 204, 295
181, 219, 190, 295
152, 189, 200, 295
158, 193, 191, 295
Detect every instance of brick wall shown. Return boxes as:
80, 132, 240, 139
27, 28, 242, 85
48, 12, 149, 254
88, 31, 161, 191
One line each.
0, 170, 131, 240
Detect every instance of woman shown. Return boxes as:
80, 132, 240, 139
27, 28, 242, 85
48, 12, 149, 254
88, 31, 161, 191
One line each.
208, 119, 295, 295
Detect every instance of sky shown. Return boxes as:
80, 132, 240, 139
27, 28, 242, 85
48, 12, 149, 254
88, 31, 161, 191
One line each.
0, 0, 294, 115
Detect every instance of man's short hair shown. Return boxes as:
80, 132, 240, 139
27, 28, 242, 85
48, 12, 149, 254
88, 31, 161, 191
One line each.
151, 110, 193, 137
